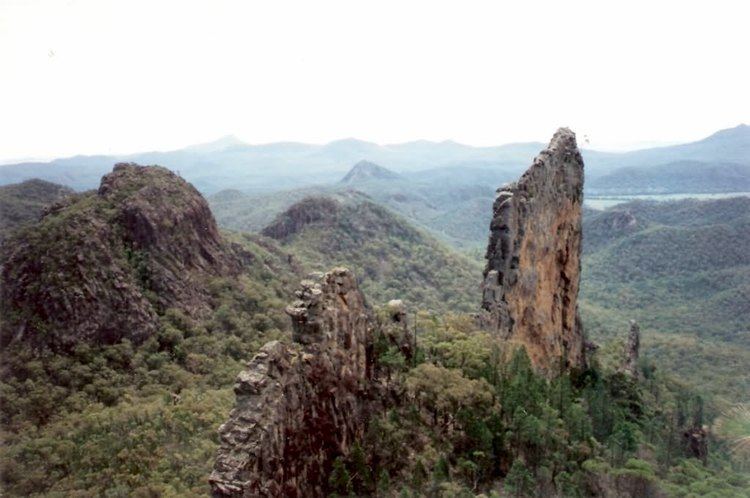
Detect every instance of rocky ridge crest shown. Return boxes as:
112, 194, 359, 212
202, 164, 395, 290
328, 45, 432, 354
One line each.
481, 128, 586, 369
210, 268, 386, 497
0, 163, 238, 348
260, 196, 342, 241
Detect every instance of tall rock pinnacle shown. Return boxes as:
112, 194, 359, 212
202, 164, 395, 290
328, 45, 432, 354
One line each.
210, 268, 379, 497
481, 128, 586, 369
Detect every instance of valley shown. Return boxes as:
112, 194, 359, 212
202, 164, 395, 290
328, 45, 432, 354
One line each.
3, 1, 748, 495
0, 128, 748, 497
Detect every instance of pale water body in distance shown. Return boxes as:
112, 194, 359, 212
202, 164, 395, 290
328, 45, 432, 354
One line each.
584, 192, 750, 210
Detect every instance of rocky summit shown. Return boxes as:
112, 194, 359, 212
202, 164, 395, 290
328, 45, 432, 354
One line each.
481, 128, 586, 370
210, 268, 395, 497
0, 163, 238, 349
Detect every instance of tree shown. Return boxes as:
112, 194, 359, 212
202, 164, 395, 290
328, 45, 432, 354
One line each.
405, 363, 492, 430
328, 457, 353, 496
505, 458, 534, 497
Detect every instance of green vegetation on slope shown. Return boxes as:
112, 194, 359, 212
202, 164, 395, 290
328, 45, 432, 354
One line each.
329, 312, 749, 496
0, 179, 74, 242
262, 196, 482, 313
3, 167, 750, 496
215, 189, 750, 404
0, 232, 299, 496
587, 160, 750, 195
208, 177, 496, 250
579, 197, 750, 403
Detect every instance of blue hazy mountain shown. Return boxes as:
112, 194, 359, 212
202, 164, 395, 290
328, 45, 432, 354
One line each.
1, 125, 747, 196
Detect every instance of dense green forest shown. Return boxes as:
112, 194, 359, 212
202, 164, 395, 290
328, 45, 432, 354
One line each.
261, 196, 482, 313
4, 301, 748, 495
1, 0, 748, 492
578, 198, 750, 404
0, 232, 298, 496
328, 311, 750, 496
1, 180, 748, 496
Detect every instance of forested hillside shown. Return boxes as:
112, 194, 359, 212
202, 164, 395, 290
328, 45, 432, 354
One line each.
0, 166, 301, 495
588, 160, 750, 195
260, 196, 482, 312
208, 162, 498, 250
579, 197, 750, 402
1, 164, 748, 496
0, 179, 73, 242
211, 179, 750, 404
3, 0, 748, 494
0, 230, 299, 496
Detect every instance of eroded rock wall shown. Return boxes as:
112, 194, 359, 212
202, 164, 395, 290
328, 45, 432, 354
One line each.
210, 268, 377, 497
481, 128, 586, 369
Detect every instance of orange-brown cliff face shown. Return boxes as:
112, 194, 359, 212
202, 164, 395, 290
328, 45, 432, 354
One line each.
481, 128, 586, 370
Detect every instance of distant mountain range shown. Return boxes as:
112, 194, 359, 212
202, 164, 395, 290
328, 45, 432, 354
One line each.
209, 161, 497, 249
588, 160, 750, 194
1, 125, 747, 195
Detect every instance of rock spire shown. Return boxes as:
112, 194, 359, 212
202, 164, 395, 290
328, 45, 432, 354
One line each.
481, 128, 586, 369
210, 268, 380, 497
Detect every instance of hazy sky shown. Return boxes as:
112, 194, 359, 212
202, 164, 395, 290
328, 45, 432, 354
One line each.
1, 0, 749, 161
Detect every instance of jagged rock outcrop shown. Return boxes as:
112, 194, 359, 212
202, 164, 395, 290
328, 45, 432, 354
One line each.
0, 163, 238, 348
387, 299, 407, 323
210, 268, 379, 497
683, 425, 709, 464
481, 128, 586, 369
621, 320, 640, 378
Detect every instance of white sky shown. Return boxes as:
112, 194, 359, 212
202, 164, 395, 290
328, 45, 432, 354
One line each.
1, 0, 749, 162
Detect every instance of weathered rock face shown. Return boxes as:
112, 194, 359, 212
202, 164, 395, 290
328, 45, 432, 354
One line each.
621, 320, 640, 378
210, 268, 378, 497
98, 163, 239, 312
683, 426, 709, 463
0, 163, 238, 348
481, 128, 586, 369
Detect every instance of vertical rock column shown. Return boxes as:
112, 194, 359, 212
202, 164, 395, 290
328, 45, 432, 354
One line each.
481, 128, 586, 369
622, 320, 641, 378
210, 268, 376, 498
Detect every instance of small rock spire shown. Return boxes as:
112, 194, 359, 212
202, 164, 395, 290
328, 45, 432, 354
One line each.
622, 319, 640, 378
